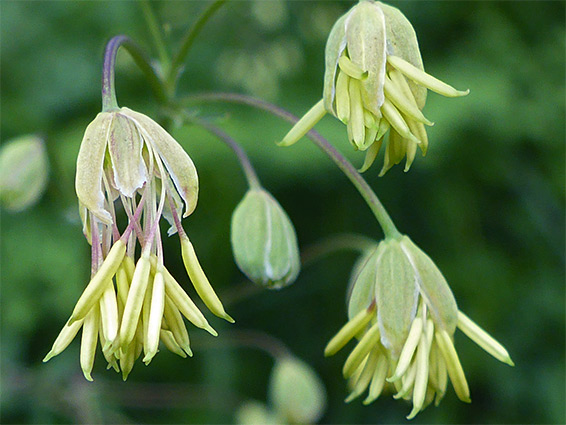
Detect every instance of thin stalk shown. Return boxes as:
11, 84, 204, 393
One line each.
102, 35, 167, 111
195, 329, 292, 360
183, 114, 261, 189
139, 0, 171, 73
301, 233, 378, 267
166, 0, 228, 95
186, 93, 401, 239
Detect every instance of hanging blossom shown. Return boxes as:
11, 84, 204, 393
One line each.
325, 236, 514, 419
280, 0, 468, 175
43, 107, 234, 380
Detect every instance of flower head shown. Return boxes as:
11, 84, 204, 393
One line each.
281, 0, 468, 175
44, 107, 233, 380
325, 236, 513, 419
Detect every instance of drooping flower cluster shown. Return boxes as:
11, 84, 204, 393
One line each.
281, 0, 468, 175
44, 107, 233, 380
325, 236, 513, 419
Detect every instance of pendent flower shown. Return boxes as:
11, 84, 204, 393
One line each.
281, 0, 468, 175
44, 106, 234, 381
324, 236, 513, 419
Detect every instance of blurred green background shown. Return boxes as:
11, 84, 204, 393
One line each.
1, 1, 564, 424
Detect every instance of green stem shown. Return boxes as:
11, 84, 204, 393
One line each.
183, 114, 262, 189
301, 233, 378, 267
139, 0, 171, 73
102, 35, 167, 111
166, 0, 228, 95
195, 329, 292, 360
185, 93, 402, 239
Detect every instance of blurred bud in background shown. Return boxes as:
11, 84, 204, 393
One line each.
269, 356, 327, 424
235, 400, 281, 425
231, 188, 300, 290
0, 134, 49, 212
236, 356, 327, 425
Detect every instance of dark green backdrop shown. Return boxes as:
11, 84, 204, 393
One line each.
1, 1, 564, 424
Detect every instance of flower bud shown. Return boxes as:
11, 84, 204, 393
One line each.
269, 356, 327, 424
231, 188, 300, 289
235, 401, 280, 425
0, 135, 48, 211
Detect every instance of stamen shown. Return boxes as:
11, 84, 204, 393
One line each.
393, 362, 417, 400
335, 71, 351, 123
163, 294, 192, 357
435, 330, 471, 403
325, 307, 374, 356
363, 352, 389, 404
358, 138, 382, 173
338, 55, 368, 80
384, 76, 433, 126
343, 323, 380, 378
99, 281, 119, 349
160, 329, 187, 358
43, 318, 84, 362
387, 55, 470, 97
457, 311, 514, 366
389, 316, 423, 382
80, 305, 100, 382
345, 348, 380, 403
120, 253, 152, 349
69, 240, 126, 324
180, 233, 234, 323
143, 266, 165, 364
407, 330, 433, 419
279, 99, 327, 147
348, 78, 365, 148
380, 98, 421, 145
153, 255, 217, 336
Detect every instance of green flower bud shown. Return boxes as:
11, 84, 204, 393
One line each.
269, 356, 327, 424
0, 135, 48, 211
231, 188, 300, 289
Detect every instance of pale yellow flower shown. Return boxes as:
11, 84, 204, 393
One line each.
325, 236, 513, 418
281, 0, 468, 175
44, 107, 233, 380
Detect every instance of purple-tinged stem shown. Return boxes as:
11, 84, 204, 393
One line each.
187, 93, 401, 239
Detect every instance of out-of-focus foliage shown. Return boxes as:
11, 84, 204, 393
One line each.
1, 1, 564, 424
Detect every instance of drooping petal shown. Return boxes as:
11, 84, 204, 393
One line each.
75, 112, 113, 224
345, 0, 387, 116
378, 1, 427, 108
399, 236, 458, 334
121, 107, 199, 217
323, 13, 348, 115
108, 112, 148, 197
375, 239, 419, 357
348, 245, 382, 320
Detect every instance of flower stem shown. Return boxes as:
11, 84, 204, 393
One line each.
139, 0, 171, 73
102, 35, 167, 111
301, 233, 377, 267
166, 0, 228, 96
184, 114, 262, 189
186, 93, 402, 239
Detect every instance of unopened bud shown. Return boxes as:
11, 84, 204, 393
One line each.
0, 135, 48, 211
231, 188, 300, 289
269, 356, 327, 424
